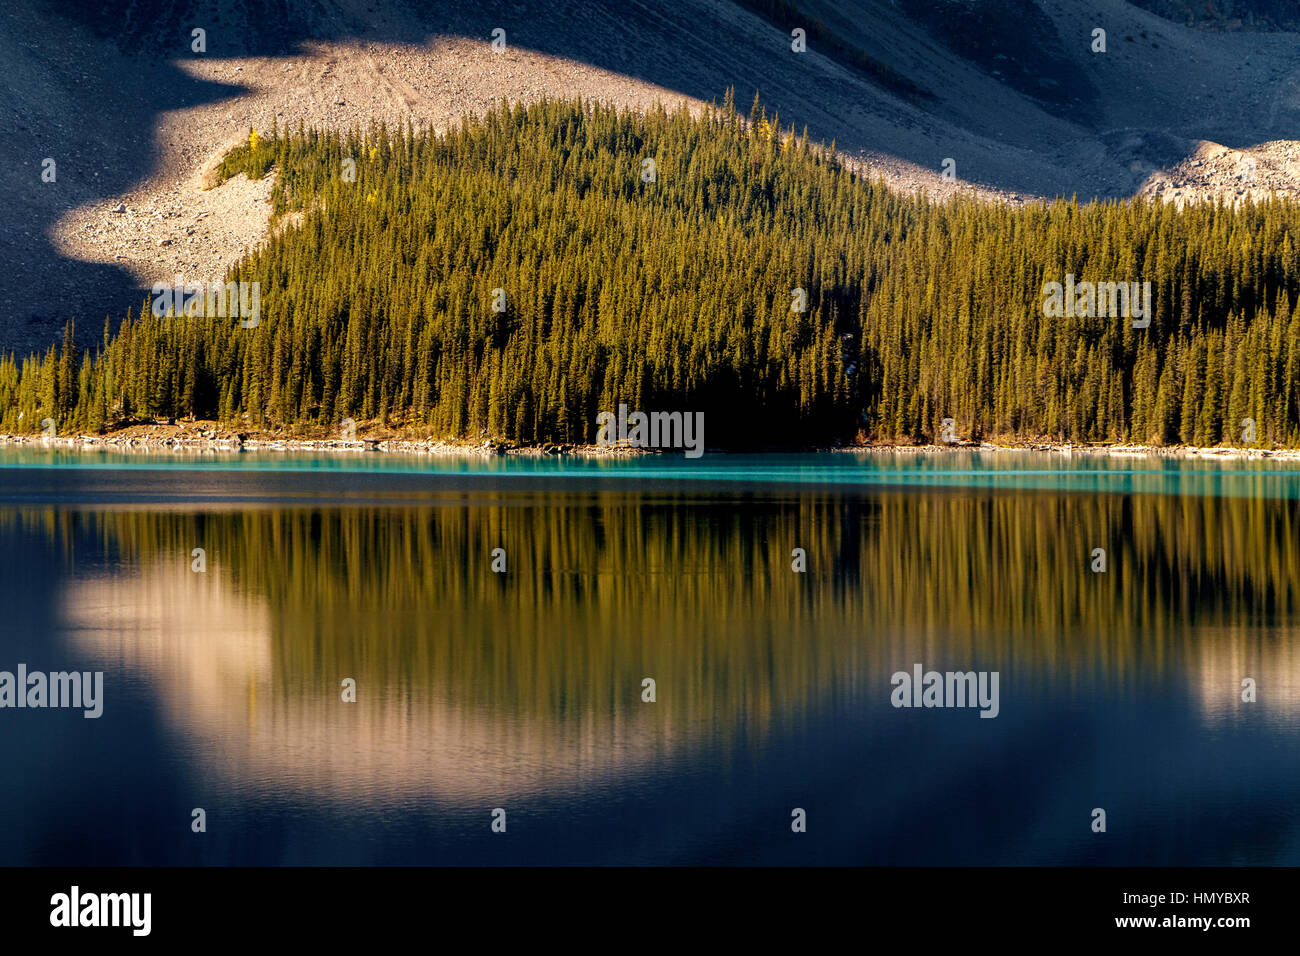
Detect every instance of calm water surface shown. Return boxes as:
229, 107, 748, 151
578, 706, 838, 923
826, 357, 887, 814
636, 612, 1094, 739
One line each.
0, 449, 1296, 864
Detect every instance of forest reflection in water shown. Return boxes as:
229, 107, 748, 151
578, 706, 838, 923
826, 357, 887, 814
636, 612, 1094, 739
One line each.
2, 484, 1297, 864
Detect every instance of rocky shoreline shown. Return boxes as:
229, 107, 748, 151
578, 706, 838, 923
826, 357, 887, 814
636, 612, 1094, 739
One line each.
0, 430, 635, 458
2, 423, 1299, 461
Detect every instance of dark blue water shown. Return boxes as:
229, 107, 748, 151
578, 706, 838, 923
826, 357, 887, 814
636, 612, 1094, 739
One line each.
0, 448, 1296, 864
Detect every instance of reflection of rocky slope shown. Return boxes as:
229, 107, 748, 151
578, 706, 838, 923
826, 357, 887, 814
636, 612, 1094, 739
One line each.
1191, 627, 1300, 722
60, 561, 691, 803
51, 484, 1300, 805
5, 0, 1299, 352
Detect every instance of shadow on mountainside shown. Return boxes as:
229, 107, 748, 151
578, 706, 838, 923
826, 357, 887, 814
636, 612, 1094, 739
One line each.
4, 0, 1297, 355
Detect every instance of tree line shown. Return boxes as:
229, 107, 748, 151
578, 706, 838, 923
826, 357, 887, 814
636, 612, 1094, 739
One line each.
3, 94, 1299, 447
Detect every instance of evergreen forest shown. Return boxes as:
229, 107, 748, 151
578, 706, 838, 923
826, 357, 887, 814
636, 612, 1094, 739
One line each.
4, 94, 1299, 448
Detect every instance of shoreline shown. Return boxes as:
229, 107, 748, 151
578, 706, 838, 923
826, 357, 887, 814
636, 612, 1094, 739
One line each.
2, 424, 1300, 461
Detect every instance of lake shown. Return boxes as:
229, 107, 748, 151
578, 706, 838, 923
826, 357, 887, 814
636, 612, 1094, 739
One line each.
0, 448, 1297, 865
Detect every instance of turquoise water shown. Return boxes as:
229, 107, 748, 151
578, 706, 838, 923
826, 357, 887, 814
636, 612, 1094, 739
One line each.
2, 446, 1300, 498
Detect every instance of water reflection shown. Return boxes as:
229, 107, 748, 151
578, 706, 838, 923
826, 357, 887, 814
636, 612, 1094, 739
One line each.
2, 484, 1298, 863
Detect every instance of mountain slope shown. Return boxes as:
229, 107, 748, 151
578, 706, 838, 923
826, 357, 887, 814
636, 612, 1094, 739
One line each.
3, 0, 1298, 352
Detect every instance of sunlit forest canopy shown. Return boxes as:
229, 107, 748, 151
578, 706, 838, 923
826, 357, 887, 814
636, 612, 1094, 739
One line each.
4, 95, 1300, 447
